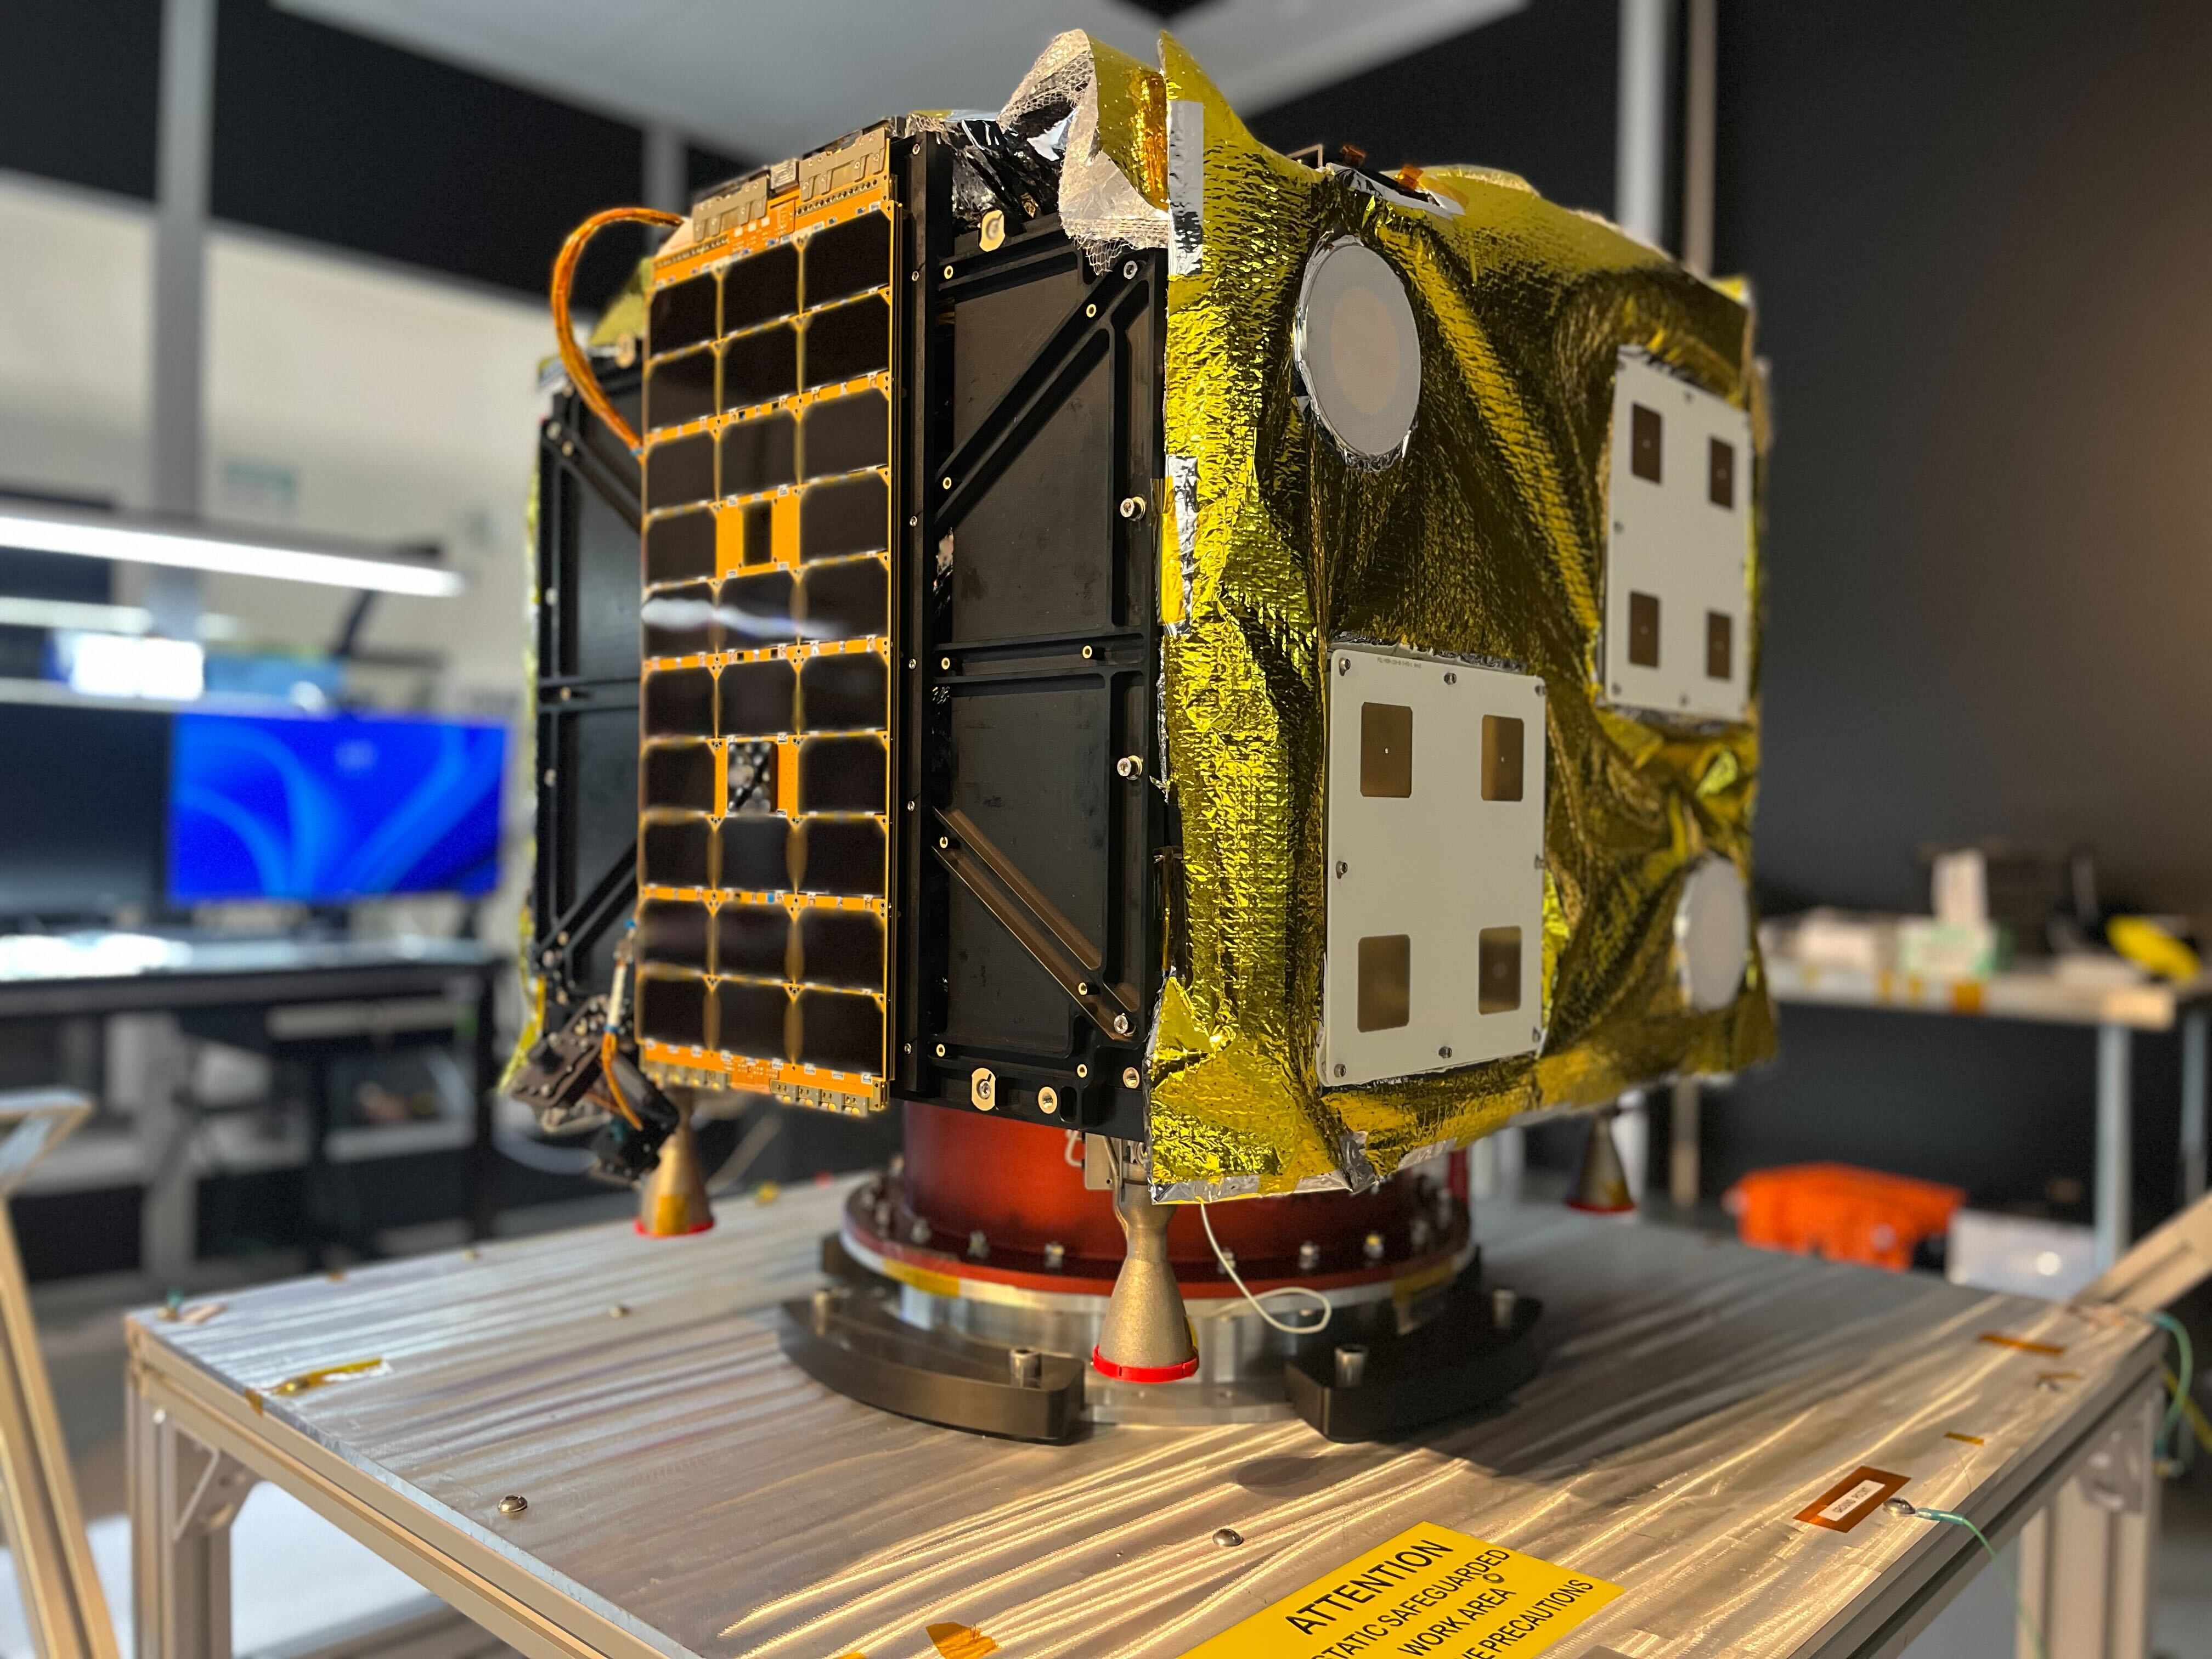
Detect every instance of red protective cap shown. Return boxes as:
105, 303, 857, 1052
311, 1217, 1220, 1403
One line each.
1091, 1345, 1200, 1384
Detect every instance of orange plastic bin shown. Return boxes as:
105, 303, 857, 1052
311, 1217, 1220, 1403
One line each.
1724, 1162, 1965, 1271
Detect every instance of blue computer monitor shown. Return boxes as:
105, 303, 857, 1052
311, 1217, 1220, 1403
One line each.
167, 709, 506, 904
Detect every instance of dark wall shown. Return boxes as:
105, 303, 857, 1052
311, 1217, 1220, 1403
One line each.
0, 0, 163, 199
1718, 1, 2212, 920
1251, 0, 1618, 216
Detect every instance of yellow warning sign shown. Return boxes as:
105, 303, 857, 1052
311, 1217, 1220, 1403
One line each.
1183, 1523, 1621, 1659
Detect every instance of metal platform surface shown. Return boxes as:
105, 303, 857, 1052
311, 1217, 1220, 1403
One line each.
126, 1178, 2161, 1659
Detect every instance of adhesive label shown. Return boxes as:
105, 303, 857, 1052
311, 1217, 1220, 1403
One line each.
1794, 1465, 1909, 1533
1182, 1522, 1621, 1659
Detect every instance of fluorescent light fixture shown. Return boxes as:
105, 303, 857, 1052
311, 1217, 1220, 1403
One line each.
57, 631, 206, 701
0, 595, 245, 640
0, 501, 464, 597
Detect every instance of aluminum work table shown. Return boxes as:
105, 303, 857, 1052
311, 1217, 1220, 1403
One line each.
125, 1177, 2163, 1659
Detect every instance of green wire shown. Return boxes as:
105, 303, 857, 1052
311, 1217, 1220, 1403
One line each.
2147, 1311, 2194, 1468
1902, 1506, 2045, 1659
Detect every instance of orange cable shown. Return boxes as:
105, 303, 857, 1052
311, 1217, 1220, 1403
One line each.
599, 1027, 644, 1130
549, 206, 685, 455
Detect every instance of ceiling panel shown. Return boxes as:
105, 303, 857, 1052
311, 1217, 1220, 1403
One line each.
276, 0, 1525, 163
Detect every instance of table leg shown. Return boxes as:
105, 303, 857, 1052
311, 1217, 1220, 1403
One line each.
466, 970, 499, 1242
2182, 1006, 2207, 1208
1669, 1076, 1701, 1210
2094, 1023, 2132, 1272
127, 1379, 256, 1659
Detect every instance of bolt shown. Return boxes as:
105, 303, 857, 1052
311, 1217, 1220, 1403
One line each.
910, 269, 920, 282
1043, 1241, 1066, 1271
1009, 1346, 1042, 1386
1438, 1046, 1453, 1059
1534, 853, 1547, 870
909, 514, 919, 526
1531, 1026, 1543, 1045
1122, 1066, 1142, 1088
906, 800, 917, 811
1444, 672, 1457, 684
497, 1494, 529, 1516
608, 1303, 630, 1318
1118, 754, 1143, 778
873, 1200, 892, 1230
1534, 682, 1547, 698
1113, 1014, 1131, 1035
1491, 1286, 1518, 1332
1297, 1240, 1321, 1272
1120, 495, 1147, 519
1335, 860, 1347, 877
1214, 1526, 1244, 1548
909, 1217, 933, 1245
1124, 261, 1140, 279
1336, 657, 1350, 675
1363, 1231, 1385, 1263
1335, 1345, 1369, 1387
1410, 1216, 1434, 1250
1335, 1063, 1347, 1079
542, 769, 557, 786
1038, 1086, 1060, 1114
812, 1286, 838, 1329
968, 1229, 990, 1260
1217, 1246, 1237, 1273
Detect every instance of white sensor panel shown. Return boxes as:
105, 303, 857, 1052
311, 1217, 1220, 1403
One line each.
1602, 348, 1753, 724
1320, 644, 1546, 1088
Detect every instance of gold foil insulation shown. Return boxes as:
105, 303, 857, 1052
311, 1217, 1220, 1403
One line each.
1143, 38, 1775, 1193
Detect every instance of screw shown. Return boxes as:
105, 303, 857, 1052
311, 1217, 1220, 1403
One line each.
1531, 1027, 1542, 1044
907, 800, 917, 811
1884, 1498, 1917, 1519
1123, 261, 1140, 279
1120, 495, 1147, 519
1444, 672, 1456, 684
910, 1217, 933, 1245
1297, 1240, 1321, 1271
1122, 1066, 1142, 1088
1535, 682, 1547, 698
1438, 1046, 1453, 1059
1334, 1063, 1346, 1079
910, 269, 920, 281
1335, 1345, 1369, 1386
907, 657, 917, 668
1336, 657, 1349, 675
608, 1304, 630, 1318
1009, 1346, 1042, 1386
938, 836, 950, 849
1363, 1231, 1385, 1262
1335, 860, 1347, 877
811, 1286, 838, 1329
497, 1494, 528, 1516
909, 515, 919, 527
1491, 1286, 1518, 1331
1043, 1241, 1066, 1270
1113, 1014, 1131, 1034
1118, 754, 1143, 778
873, 1200, 893, 1229
1214, 1526, 1244, 1548
1038, 1086, 1059, 1115
1534, 853, 1547, 870
1077, 981, 1090, 995
542, 769, 557, 786
968, 1229, 990, 1260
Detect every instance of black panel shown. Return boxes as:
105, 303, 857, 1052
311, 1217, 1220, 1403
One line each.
800, 560, 888, 641
0, 703, 166, 919
646, 349, 716, 432
715, 905, 790, 979
722, 324, 799, 414
719, 658, 798, 738
953, 266, 1084, 447
642, 819, 712, 889
798, 989, 881, 1072
800, 653, 888, 731
804, 391, 890, 478
651, 273, 719, 356
721, 569, 798, 645
642, 743, 716, 811
645, 510, 716, 585
645, 436, 714, 511
721, 816, 791, 892
799, 737, 887, 814
804, 211, 891, 307
639, 900, 712, 970
643, 583, 714, 658
637, 975, 708, 1048
723, 243, 800, 334
799, 911, 884, 990
0, 0, 161, 199
800, 475, 888, 562
722, 411, 798, 496
798, 819, 885, 896
212, 0, 644, 300
955, 353, 1114, 641
804, 296, 890, 388
716, 980, 789, 1061
643, 668, 715, 736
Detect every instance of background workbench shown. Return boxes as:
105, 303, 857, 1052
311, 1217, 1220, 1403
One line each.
125, 1179, 2162, 1659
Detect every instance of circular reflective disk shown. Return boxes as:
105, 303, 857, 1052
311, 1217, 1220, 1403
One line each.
1293, 237, 1421, 462
1675, 854, 1750, 1012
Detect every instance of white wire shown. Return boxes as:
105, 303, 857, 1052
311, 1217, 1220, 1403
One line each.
1198, 1201, 1333, 1336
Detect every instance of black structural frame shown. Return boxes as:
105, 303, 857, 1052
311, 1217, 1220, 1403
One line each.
532, 364, 645, 1023
892, 133, 1163, 1142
